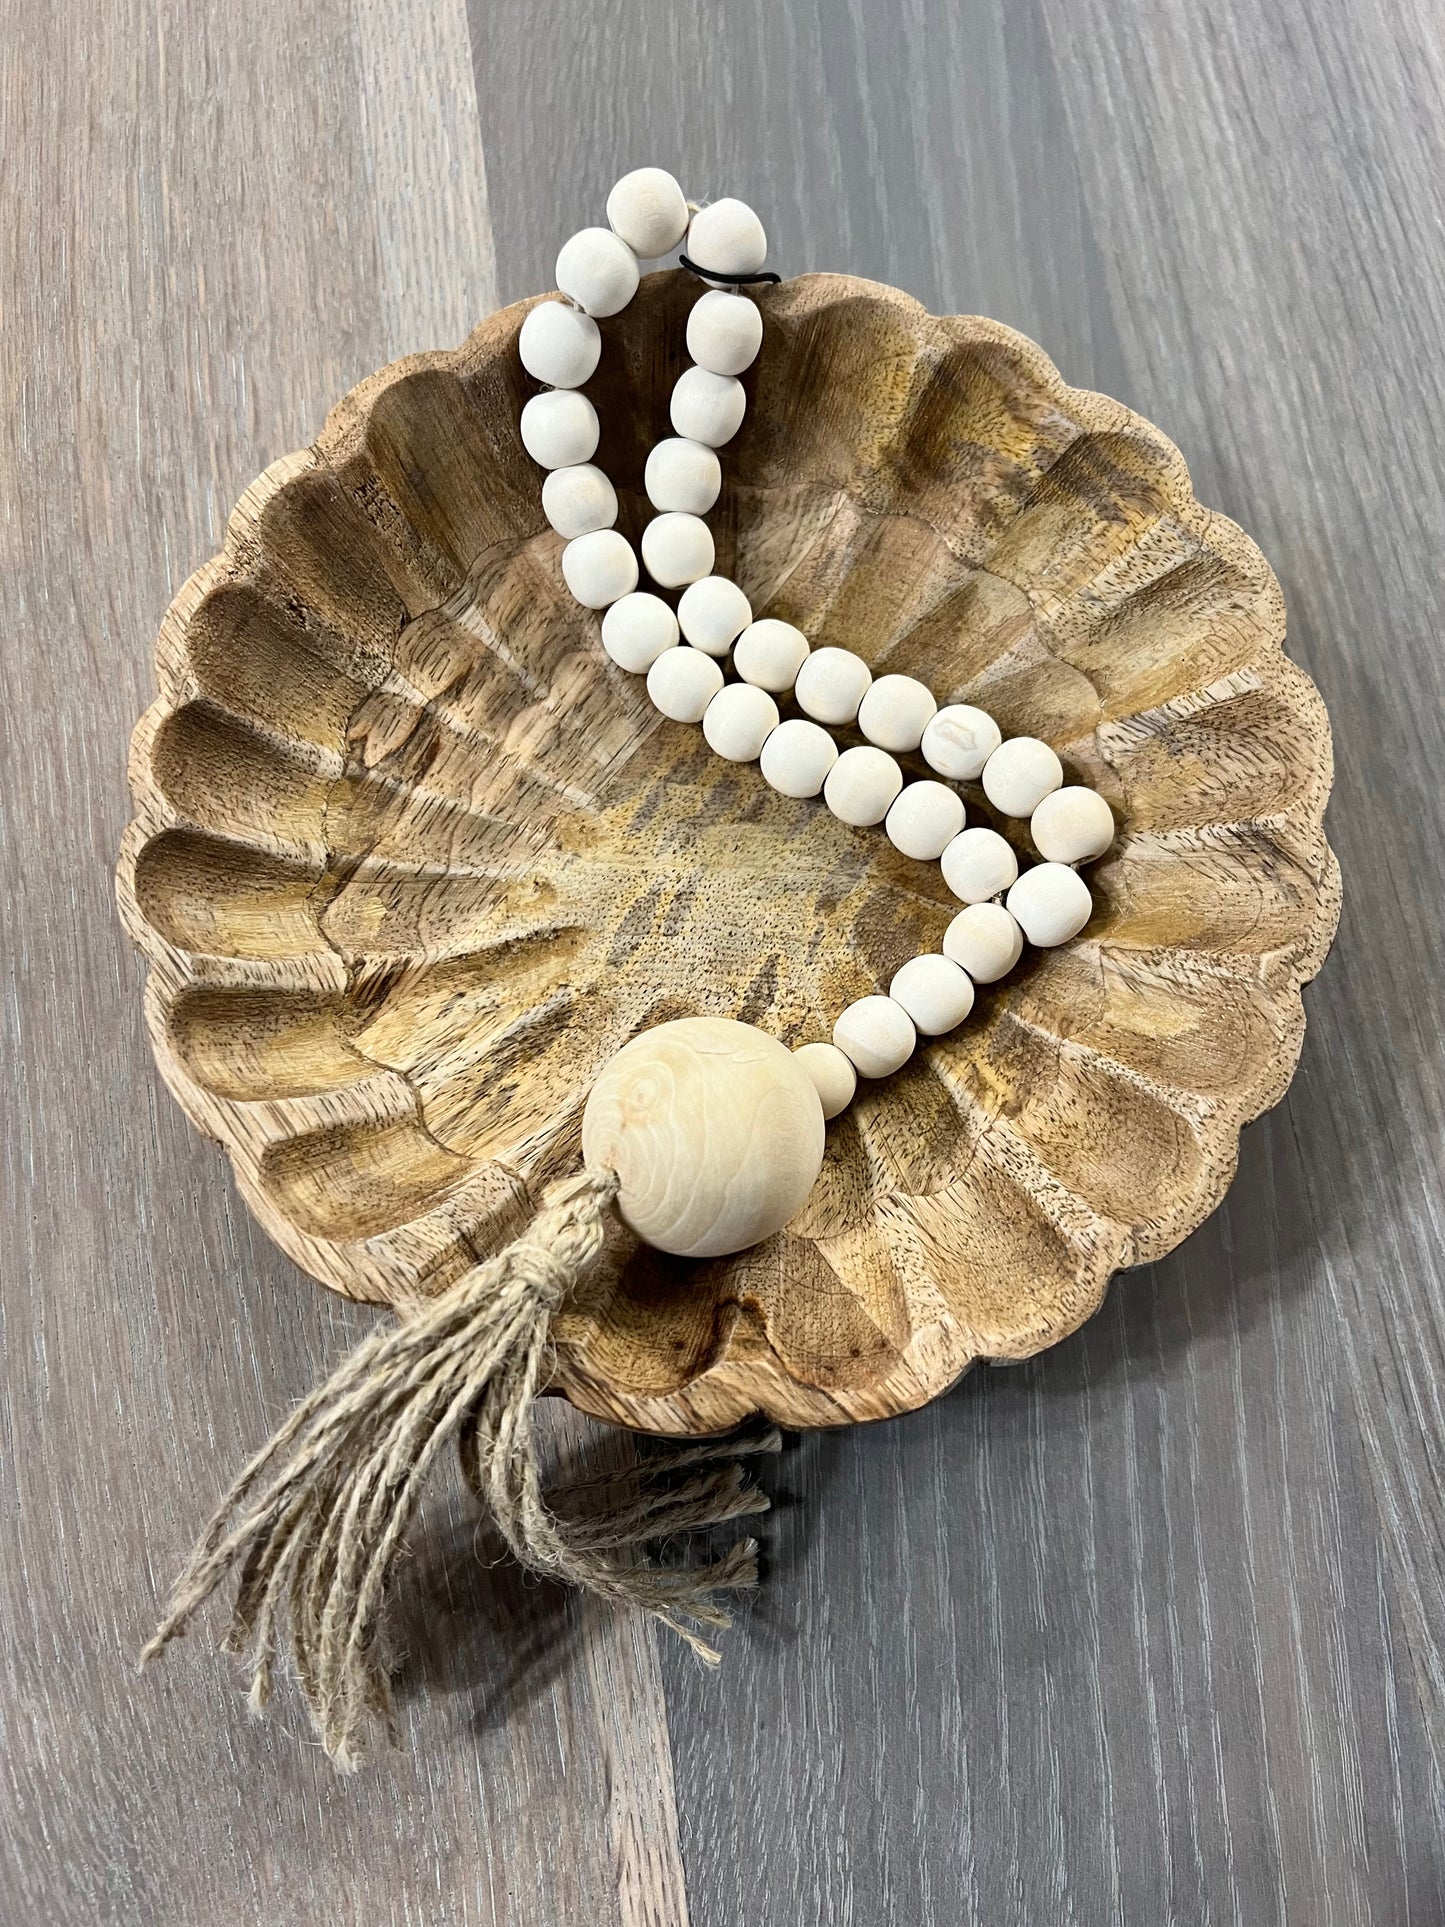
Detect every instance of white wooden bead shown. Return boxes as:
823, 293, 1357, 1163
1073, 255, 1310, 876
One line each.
555, 226, 640, 317
921, 704, 1002, 781
520, 390, 599, 469
518, 300, 602, 388
670, 366, 747, 446
888, 954, 976, 1036
702, 682, 779, 762
733, 618, 810, 692
644, 437, 722, 514
582, 1017, 824, 1258
940, 826, 1019, 903
605, 167, 689, 258
646, 646, 724, 722
823, 745, 904, 827
794, 646, 872, 725
1030, 786, 1115, 864
641, 511, 715, 588
857, 673, 937, 753
677, 576, 752, 655
793, 1042, 857, 1120
1007, 863, 1093, 947
833, 996, 916, 1079
600, 592, 679, 673
942, 901, 1024, 982
981, 736, 1064, 817
885, 781, 966, 861
541, 463, 618, 538
686, 198, 768, 277
759, 718, 838, 798
561, 529, 638, 609
686, 289, 764, 375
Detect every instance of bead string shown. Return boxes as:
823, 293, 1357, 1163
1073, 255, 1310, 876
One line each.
519, 168, 1115, 1122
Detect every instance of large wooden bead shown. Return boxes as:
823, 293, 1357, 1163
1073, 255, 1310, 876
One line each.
641, 511, 715, 588
646, 646, 724, 722
885, 781, 966, 861
520, 390, 599, 469
942, 901, 1024, 982
858, 673, 936, 753
1031, 786, 1115, 864
678, 575, 752, 655
759, 717, 838, 798
794, 646, 872, 725
702, 682, 778, 762
1007, 863, 1093, 946
644, 437, 722, 514
823, 745, 904, 826
940, 826, 1019, 903
518, 299, 603, 388
555, 226, 640, 317
541, 463, 617, 538
981, 736, 1064, 817
561, 529, 637, 608
605, 167, 689, 258
793, 1041, 857, 1120
833, 996, 916, 1078
686, 289, 764, 374
686, 198, 768, 277
582, 1017, 825, 1257
733, 617, 809, 692
601, 592, 678, 672
921, 703, 1002, 781
889, 954, 976, 1035
670, 367, 747, 446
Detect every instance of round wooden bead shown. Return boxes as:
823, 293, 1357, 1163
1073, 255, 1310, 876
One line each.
702, 682, 779, 762
759, 717, 838, 798
794, 646, 872, 725
518, 300, 602, 388
793, 1041, 856, 1120
644, 437, 722, 514
541, 463, 618, 538
1007, 863, 1093, 947
582, 1017, 825, 1258
555, 226, 640, 317
686, 198, 768, 277
823, 745, 904, 827
1030, 786, 1115, 864
686, 289, 764, 375
561, 529, 638, 608
940, 826, 1019, 903
605, 167, 689, 257
942, 901, 1024, 982
645, 646, 724, 722
857, 673, 937, 753
885, 781, 966, 861
677, 575, 752, 655
921, 703, 1002, 781
520, 390, 599, 469
733, 618, 810, 692
600, 592, 679, 673
981, 736, 1064, 817
833, 996, 916, 1079
641, 511, 715, 589
670, 367, 747, 446
888, 954, 976, 1035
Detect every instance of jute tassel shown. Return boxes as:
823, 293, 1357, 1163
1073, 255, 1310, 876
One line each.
141, 1168, 778, 1770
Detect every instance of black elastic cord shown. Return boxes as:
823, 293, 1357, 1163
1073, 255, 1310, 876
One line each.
678, 252, 782, 286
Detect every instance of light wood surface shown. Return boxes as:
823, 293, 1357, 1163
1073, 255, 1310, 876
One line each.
4, 2, 1442, 1925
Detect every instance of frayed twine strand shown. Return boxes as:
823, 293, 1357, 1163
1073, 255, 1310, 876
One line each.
141, 1168, 778, 1770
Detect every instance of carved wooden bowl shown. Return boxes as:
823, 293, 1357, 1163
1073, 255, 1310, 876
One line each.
118, 270, 1339, 1435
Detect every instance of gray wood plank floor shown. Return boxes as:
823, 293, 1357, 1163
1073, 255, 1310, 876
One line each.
4, 0, 1442, 1921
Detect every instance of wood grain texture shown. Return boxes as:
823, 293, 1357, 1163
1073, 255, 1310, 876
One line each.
115, 261, 1336, 1434
464, 0, 1445, 1919
0, 4, 687, 1925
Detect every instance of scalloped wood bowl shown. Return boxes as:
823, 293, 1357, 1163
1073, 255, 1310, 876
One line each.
117, 270, 1339, 1435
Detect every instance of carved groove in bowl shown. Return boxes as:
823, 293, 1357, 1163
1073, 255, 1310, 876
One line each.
118, 271, 1340, 1434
